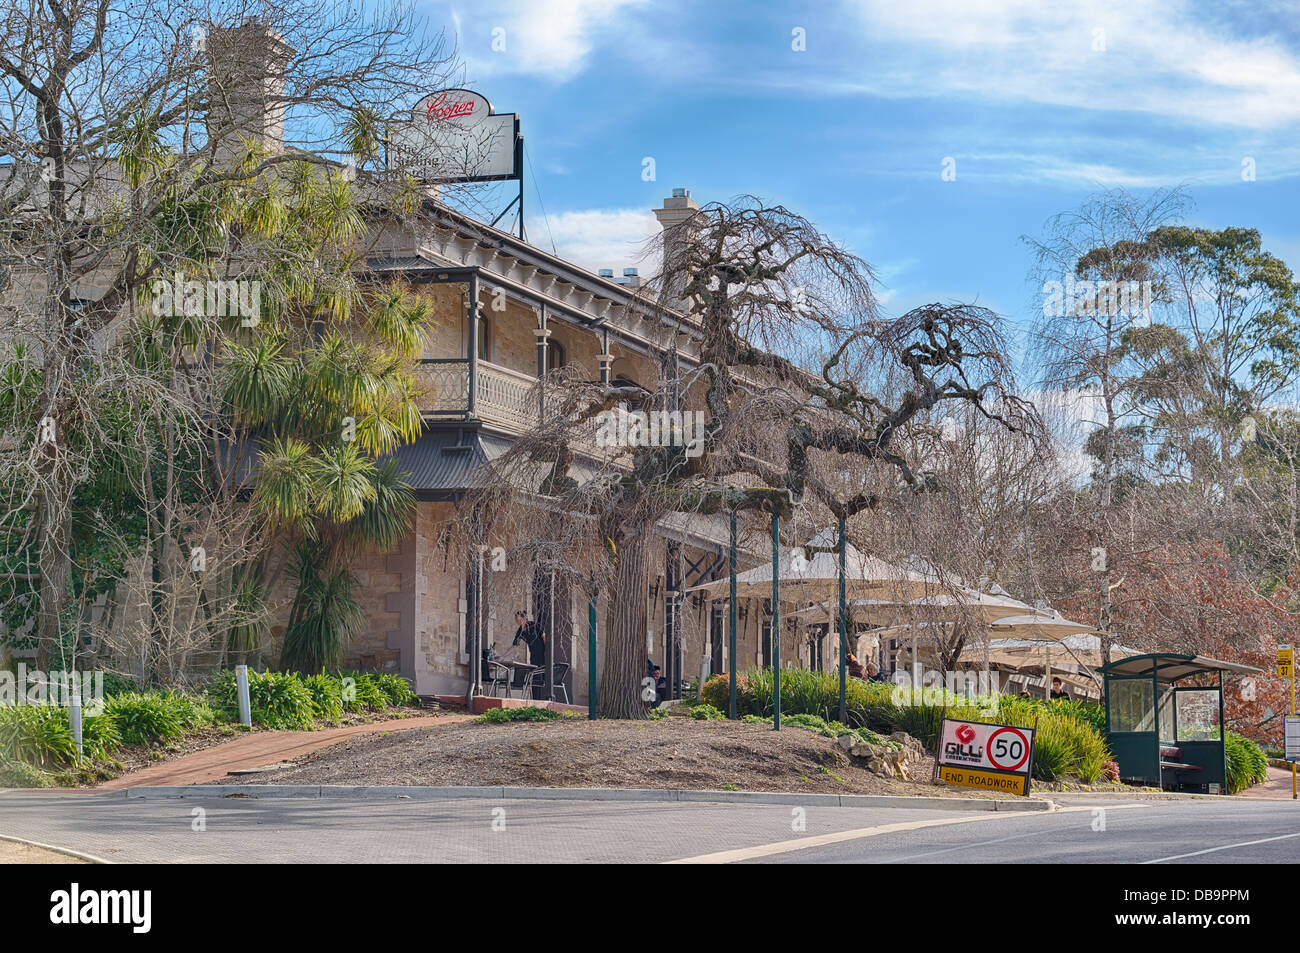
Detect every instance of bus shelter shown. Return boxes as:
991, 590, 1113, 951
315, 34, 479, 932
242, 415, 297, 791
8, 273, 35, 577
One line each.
1097, 653, 1261, 793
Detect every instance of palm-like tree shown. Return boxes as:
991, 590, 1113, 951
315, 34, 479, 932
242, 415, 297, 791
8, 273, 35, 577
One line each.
211, 144, 431, 673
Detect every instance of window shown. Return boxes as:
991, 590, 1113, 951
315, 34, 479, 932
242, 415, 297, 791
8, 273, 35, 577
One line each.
469, 315, 490, 361
1158, 689, 1176, 742
545, 338, 565, 372
1107, 679, 1155, 732
1176, 689, 1221, 741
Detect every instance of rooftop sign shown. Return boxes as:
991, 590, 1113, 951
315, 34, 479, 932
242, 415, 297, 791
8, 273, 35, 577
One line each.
386, 89, 520, 183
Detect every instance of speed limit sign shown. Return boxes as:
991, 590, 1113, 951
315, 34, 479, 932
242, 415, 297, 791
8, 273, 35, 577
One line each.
986, 727, 1032, 772
938, 718, 1037, 796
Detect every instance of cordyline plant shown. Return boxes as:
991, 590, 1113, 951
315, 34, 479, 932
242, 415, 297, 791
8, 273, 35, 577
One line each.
462, 196, 1042, 718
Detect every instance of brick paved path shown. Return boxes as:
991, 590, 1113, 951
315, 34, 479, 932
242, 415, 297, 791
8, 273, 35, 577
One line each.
93, 714, 472, 789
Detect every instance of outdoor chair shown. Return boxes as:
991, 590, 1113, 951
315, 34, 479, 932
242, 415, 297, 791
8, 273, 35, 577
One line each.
523, 663, 570, 703
485, 660, 515, 698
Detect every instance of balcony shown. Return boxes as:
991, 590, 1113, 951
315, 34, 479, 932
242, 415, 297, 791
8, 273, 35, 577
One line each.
415, 358, 541, 432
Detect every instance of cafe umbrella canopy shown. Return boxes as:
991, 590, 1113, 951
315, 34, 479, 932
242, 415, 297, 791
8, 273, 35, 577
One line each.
685, 527, 941, 724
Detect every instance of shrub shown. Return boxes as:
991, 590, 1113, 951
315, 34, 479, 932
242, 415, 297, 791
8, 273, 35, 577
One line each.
303, 674, 344, 723
0, 705, 76, 767
727, 667, 1112, 782
207, 671, 316, 730
648, 706, 667, 721
0, 756, 52, 788
372, 673, 415, 707
992, 697, 1111, 782
336, 671, 388, 712
691, 703, 724, 721
81, 714, 122, 761
100, 672, 141, 696
103, 693, 194, 746
476, 705, 562, 723
700, 673, 745, 713
1225, 730, 1269, 794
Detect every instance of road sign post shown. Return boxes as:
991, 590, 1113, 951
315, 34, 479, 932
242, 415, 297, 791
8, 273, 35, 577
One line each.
1282, 645, 1296, 799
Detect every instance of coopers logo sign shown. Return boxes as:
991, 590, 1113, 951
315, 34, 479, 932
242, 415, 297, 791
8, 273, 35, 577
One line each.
386, 89, 521, 184
937, 718, 1035, 796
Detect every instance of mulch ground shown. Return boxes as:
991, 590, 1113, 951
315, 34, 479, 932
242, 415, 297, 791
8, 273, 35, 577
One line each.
217, 716, 997, 797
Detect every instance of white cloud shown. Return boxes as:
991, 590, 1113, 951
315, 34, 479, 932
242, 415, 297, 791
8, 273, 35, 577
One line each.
541, 207, 663, 275
829, 0, 1300, 129
453, 0, 647, 83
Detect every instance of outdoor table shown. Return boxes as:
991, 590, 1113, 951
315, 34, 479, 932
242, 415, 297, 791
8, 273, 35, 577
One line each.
488, 658, 541, 698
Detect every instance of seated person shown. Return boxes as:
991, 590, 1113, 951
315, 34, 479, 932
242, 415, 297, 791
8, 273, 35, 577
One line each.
845, 653, 866, 680
864, 660, 886, 683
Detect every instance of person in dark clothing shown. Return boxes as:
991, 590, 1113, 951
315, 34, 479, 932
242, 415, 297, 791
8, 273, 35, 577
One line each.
507, 610, 547, 698
1049, 677, 1070, 700
653, 665, 668, 703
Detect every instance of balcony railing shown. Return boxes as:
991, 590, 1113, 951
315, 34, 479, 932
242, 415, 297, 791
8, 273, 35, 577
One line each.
415, 358, 541, 432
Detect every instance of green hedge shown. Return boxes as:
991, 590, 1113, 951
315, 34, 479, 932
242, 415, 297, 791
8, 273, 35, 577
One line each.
0, 668, 417, 787
701, 667, 1113, 783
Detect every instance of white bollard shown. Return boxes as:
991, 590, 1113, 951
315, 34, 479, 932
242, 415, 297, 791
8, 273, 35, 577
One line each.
70, 690, 83, 757
235, 664, 252, 726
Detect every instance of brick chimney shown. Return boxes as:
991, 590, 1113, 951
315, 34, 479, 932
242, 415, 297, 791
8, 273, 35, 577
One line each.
653, 187, 700, 307
206, 18, 295, 164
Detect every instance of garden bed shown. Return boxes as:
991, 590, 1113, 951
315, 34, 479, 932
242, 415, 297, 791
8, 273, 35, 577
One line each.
212, 715, 1005, 797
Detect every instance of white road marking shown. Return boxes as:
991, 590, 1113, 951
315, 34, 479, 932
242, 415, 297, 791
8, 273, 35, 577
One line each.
665, 803, 1148, 864
1142, 831, 1300, 864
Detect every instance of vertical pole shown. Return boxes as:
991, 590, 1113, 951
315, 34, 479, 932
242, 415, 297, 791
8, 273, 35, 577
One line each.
235, 664, 251, 727
588, 592, 597, 720
548, 569, 556, 703
1291, 670, 1296, 799
466, 546, 483, 705
70, 688, 83, 758
838, 513, 847, 725
535, 306, 548, 424
467, 274, 479, 416
771, 510, 781, 731
729, 510, 738, 720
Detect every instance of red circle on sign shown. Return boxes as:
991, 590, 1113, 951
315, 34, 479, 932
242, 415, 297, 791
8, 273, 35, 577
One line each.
986, 727, 1030, 772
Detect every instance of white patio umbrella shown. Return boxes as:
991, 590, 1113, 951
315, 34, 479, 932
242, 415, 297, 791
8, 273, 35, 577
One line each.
977, 611, 1108, 697
788, 586, 1032, 627
684, 539, 939, 603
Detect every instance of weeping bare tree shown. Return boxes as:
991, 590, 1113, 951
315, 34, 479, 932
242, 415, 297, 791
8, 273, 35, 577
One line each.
465, 196, 1038, 718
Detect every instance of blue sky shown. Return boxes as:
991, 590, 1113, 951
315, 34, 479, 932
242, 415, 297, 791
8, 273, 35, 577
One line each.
418, 0, 1300, 351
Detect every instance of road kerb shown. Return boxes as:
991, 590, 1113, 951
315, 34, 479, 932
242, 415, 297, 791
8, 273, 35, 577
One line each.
118, 783, 1055, 811
0, 832, 113, 864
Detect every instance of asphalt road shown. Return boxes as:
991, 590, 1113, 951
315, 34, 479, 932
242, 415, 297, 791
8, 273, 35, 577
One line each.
1, 792, 1297, 864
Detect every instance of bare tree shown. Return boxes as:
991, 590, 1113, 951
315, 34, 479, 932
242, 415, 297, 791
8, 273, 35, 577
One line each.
468, 196, 1039, 717
0, 0, 458, 671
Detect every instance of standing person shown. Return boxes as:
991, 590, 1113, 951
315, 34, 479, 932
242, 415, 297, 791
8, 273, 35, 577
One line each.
1049, 677, 1070, 700
510, 610, 547, 699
